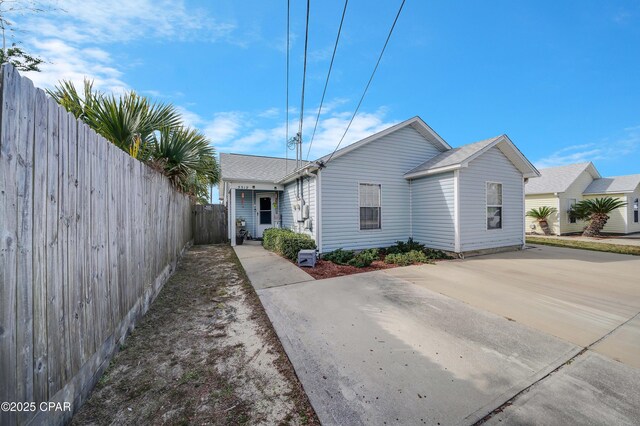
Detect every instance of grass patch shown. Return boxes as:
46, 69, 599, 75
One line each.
526, 236, 640, 256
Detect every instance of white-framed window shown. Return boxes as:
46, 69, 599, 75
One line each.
568, 198, 577, 223
359, 183, 381, 230
634, 198, 638, 223
486, 182, 502, 230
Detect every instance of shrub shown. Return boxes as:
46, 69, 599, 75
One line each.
347, 248, 379, 268
279, 233, 316, 261
262, 228, 293, 251
422, 248, 452, 260
382, 238, 426, 255
384, 250, 430, 266
322, 248, 355, 265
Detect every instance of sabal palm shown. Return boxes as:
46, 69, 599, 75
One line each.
149, 127, 219, 201
571, 197, 627, 237
47, 81, 181, 158
526, 206, 557, 235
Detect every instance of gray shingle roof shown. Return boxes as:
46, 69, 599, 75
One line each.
404, 136, 501, 177
583, 174, 640, 194
220, 153, 304, 182
525, 162, 597, 195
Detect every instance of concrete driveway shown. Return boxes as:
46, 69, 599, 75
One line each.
238, 244, 640, 425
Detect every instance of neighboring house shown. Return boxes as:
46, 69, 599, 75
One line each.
220, 116, 540, 255
524, 162, 640, 235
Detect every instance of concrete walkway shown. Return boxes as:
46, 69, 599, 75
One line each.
528, 233, 640, 247
233, 241, 314, 289
235, 243, 640, 425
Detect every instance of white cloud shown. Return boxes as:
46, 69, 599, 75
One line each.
203, 104, 395, 160
10, 0, 239, 92
534, 126, 640, 169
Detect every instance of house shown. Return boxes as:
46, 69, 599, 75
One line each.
220, 116, 540, 255
524, 162, 640, 235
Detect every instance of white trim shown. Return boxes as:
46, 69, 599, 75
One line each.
454, 170, 460, 252
227, 180, 284, 191
357, 181, 382, 231
230, 188, 236, 246
316, 170, 322, 252
404, 164, 463, 179
486, 181, 503, 231
521, 177, 526, 247
409, 179, 413, 239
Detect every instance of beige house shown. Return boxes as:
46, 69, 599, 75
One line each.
525, 162, 640, 235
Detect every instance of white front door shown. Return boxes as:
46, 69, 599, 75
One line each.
256, 194, 274, 238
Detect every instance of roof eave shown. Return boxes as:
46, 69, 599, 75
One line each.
277, 163, 321, 184
404, 164, 463, 179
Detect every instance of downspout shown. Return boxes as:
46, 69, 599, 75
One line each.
453, 170, 461, 254
409, 179, 413, 239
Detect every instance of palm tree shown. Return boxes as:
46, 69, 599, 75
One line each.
148, 127, 219, 203
526, 206, 557, 235
570, 197, 627, 237
48, 80, 219, 201
48, 81, 181, 158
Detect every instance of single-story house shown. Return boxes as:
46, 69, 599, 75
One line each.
220, 116, 540, 255
524, 162, 640, 235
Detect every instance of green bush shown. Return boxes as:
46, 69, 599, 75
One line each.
322, 248, 355, 265
384, 250, 431, 266
262, 228, 294, 251
382, 238, 426, 255
347, 248, 379, 268
423, 248, 452, 260
279, 233, 316, 261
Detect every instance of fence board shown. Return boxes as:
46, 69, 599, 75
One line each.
0, 65, 194, 426
192, 204, 228, 244
32, 88, 49, 405
0, 64, 20, 426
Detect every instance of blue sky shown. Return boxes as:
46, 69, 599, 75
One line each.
12, 0, 640, 195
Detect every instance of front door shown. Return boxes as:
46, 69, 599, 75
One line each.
256, 195, 273, 238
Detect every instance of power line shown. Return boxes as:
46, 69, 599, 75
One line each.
305, 0, 349, 161
324, 0, 406, 165
297, 0, 311, 169
285, 0, 290, 174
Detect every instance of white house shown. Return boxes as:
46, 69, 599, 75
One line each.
220, 116, 540, 255
525, 162, 640, 235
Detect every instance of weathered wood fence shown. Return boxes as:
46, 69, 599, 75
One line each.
0, 64, 193, 425
192, 204, 228, 244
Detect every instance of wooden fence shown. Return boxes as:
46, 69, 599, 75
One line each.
192, 204, 228, 244
0, 64, 193, 425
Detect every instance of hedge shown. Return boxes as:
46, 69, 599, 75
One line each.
262, 228, 316, 261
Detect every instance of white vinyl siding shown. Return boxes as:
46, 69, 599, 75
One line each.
411, 173, 456, 251
320, 126, 444, 252
280, 176, 316, 239
459, 147, 525, 251
630, 191, 640, 233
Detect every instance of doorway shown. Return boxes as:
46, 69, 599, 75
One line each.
256, 194, 274, 238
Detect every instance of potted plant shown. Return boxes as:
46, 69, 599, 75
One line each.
236, 217, 246, 227
526, 206, 557, 235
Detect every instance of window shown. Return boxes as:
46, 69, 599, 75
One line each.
568, 198, 577, 223
486, 182, 502, 230
634, 198, 638, 223
359, 183, 381, 230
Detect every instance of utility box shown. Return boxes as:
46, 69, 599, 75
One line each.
297, 249, 317, 268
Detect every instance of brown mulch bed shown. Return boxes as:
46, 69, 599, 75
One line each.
300, 259, 400, 280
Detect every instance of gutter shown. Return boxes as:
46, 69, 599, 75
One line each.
277, 161, 324, 184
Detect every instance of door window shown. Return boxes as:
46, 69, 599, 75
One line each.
259, 197, 272, 225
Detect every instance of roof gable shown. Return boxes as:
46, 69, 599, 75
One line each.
317, 116, 451, 164
404, 135, 539, 179
525, 162, 600, 195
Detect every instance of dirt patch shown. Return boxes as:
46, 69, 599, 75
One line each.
72, 244, 318, 426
